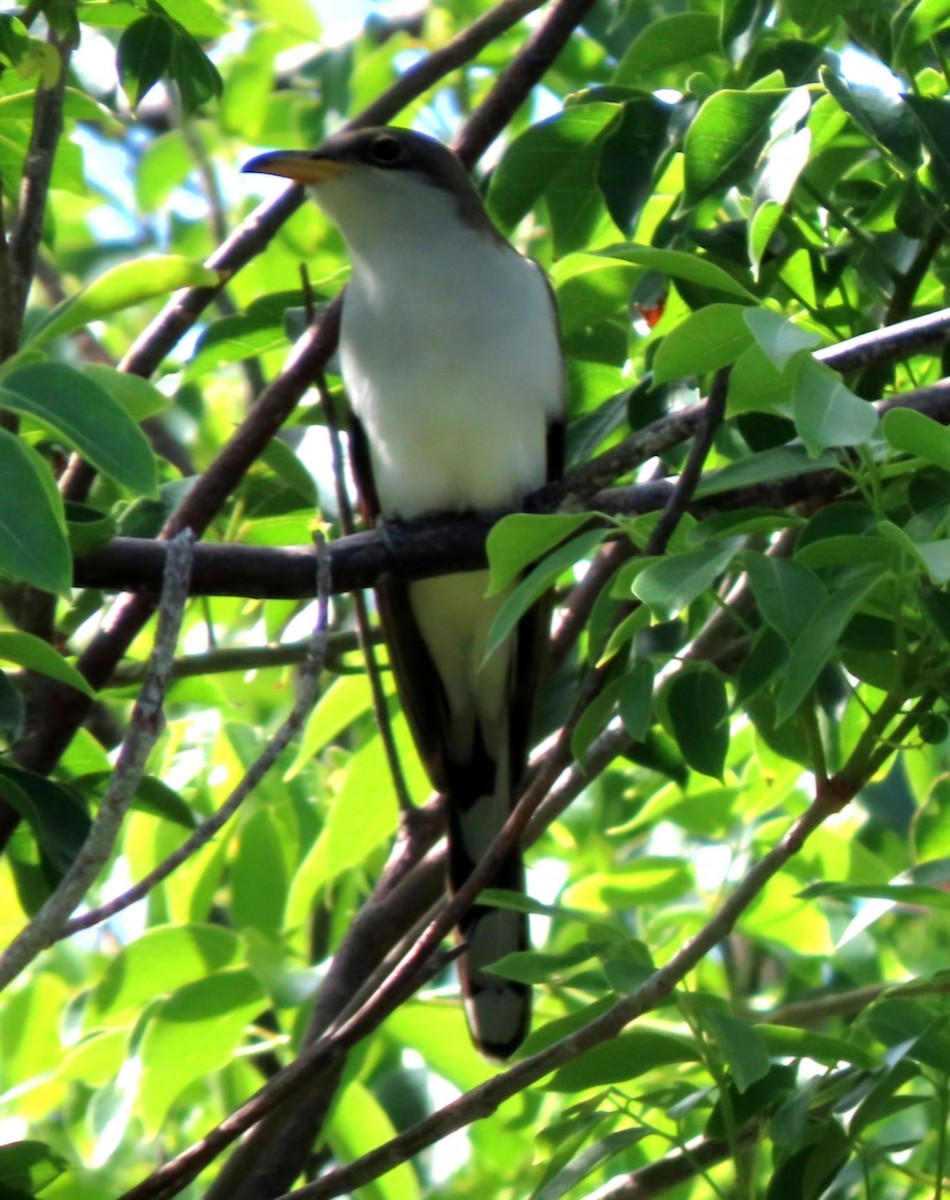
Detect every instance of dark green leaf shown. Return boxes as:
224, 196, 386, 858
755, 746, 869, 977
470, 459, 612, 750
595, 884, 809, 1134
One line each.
0, 429, 70, 595
704, 1009, 771, 1092
901, 95, 950, 196
488, 104, 620, 231
0, 669, 24, 741
776, 572, 885, 723
118, 14, 173, 108
597, 96, 672, 233
547, 1029, 701, 1090
169, 28, 224, 115
0, 763, 90, 876
632, 538, 741, 618
821, 66, 921, 166
0, 1141, 67, 1196
619, 658, 654, 741
663, 664, 730, 780
745, 552, 826, 642
2, 363, 159, 496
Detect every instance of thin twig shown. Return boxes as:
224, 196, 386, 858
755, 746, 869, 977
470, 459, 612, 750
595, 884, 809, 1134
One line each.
0, 530, 195, 992
644, 367, 729, 557
314, 364, 412, 813
58, 534, 332, 940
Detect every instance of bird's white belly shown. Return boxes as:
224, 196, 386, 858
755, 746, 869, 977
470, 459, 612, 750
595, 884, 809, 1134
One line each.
341, 249, 560, 519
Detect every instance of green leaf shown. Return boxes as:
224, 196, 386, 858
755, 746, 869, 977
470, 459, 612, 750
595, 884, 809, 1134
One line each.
917, 540, 950, 583
882, 406, 950, 472
695, 445, 838, 498
756, 1024, 878, 1069
0, 428, 70, 595
572, 676, 622, 766
552, 254, 641, 337
597, 96, 673, 233
287, 732, 401, 906
727, 342, 795, 416
287, 673, 375, 778
684, 88, 787, 203
600, 244, 756, 303
744, 308, 821, 370
0, 1141, 67, 1197
83, 364, 171, 422
531, 1129, 651, 1200
776, 572, 884, 723
547, 1029, 701, 1090
2, 363, 159, 496
619, 658, 654, 742
487, 513, 595, 595
0, 629, 94, 697
0, 763, 90, 876
138, 969, 264, 1134
632, 539, 740, 619
745, 552, 827, 642
662, 664, 730, 780
169, 26, 224, 116
865, 997, 950, 1072
326, 1080, 419, 1200
28, 255, 220, 347
821, 66, 921, 166
488, 104, 620, 231
704, 1010, 771, 1092
118, 14, 173, 108
791, 357, 879, 455
652, 303, 754, 384
486, 528, 608, 660
613, 13, 719, 80
232, 809, 288, 937
73, 772, 196, 829
91, 925, 241, 1019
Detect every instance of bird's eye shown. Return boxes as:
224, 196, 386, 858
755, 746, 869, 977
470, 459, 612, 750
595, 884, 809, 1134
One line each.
369, 134, 404, 166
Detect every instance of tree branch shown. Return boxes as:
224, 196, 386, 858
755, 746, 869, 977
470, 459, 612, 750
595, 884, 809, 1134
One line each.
55, 535, 332, 942
0, 531, 194, 992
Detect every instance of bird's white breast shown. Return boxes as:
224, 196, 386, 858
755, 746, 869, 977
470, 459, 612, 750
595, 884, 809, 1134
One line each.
330, 179, 562, 520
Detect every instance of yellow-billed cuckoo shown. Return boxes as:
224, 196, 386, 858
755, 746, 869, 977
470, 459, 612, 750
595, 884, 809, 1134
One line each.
244, 127, 564, 1058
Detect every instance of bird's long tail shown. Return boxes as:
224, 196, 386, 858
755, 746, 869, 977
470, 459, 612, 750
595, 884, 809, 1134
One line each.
377, 570, 540, 1057
445, 770, 530, 1059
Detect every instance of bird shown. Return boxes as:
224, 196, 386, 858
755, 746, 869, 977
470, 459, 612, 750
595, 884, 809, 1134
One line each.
244, 126, 564, 1058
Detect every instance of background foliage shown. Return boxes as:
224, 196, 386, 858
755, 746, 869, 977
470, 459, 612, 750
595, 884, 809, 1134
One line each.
2, 0, 950, 1197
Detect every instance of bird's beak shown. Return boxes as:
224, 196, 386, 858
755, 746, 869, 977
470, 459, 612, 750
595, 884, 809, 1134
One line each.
242, 150, 351, 184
